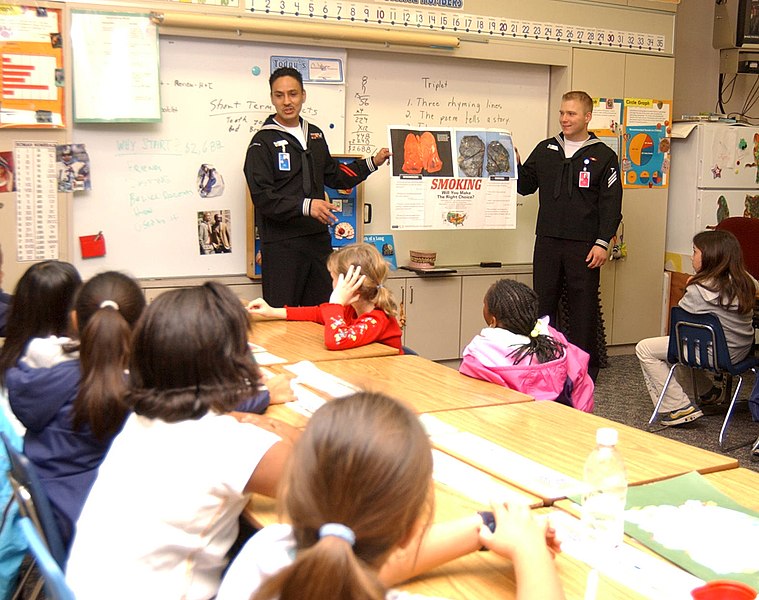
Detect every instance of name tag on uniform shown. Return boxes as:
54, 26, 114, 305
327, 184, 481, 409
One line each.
579, 170, 590, 188
278, 152, 291, 171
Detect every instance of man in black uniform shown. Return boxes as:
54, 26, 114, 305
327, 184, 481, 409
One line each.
517, 91, 623, 380
245, 67, 390, 307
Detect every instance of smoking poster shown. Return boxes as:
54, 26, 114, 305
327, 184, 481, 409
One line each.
388, 126, 517, 230
621, 98, 672, 189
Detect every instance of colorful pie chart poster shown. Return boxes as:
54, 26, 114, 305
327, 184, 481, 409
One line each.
622, 126, 668, 188
621, 98, 672, 189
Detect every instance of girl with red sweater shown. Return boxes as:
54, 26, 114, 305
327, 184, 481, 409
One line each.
247, 243, 402, 353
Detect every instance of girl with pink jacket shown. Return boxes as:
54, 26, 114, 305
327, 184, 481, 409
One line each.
460, 279, 594, 412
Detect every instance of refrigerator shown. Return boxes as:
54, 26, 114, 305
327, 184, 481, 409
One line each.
666, 121, 759, 273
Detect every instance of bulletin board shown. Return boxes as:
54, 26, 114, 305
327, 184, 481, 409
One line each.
346, 50, 550, 266
71, 36, 346, 280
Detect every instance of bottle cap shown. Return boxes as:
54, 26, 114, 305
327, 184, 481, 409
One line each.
596, 427, 618, 446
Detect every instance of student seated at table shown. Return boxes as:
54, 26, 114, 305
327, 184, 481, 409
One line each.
0, 262, 94, 552
0, 268, 158, 555
66, 282, 294, 600
636, 230, 758, 426
247, 243, 403, 353
217, 391, 564, 600
460, 278, 594, 412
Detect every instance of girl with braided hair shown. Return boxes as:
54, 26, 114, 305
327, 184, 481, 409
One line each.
459, 278, 594, 412
247, 243, 403, 353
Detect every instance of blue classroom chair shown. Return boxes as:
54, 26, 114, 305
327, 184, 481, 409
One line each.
17, 517, 74, 600
648, 307, 759, 449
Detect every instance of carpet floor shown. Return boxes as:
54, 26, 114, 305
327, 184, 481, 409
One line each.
594, 353, 759, 472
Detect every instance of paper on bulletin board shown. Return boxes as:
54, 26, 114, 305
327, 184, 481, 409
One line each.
0, 6, 64, 128
15, 141, 58, 261
364, 234, 397, 270
621, 98, 672, 189
325, 155, 361, 248
589, 98, 623, 137
70, 11, 160, 122
589, 97, 623, 156
388, 126, 517, 230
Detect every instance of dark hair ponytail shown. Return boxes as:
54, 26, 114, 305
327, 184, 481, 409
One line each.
72, 272, 145, 440
484, 279, 565, 364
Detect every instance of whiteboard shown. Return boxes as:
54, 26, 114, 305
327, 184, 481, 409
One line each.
346, 50, 549, 266
72, 36, 346, 279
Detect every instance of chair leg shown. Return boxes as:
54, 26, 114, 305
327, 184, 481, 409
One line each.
719, 374, 743, 449
723, 374, 733, 404
28, 574, 45, 600
10, 560, 33, 600
648, 364, 678, 427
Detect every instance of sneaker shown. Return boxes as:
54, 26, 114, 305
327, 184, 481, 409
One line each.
751, 436, 759, 460
660, 402, 704, 426
698, 385, 725, 406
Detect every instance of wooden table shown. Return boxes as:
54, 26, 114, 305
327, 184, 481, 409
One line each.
264, 354, 533, 428
703, 468, 759, 511
249, 319, 399, 363
426, 402, 739, 503
400, 520, 652, 600
245, 475, 543, 530
244, 497, 649, 600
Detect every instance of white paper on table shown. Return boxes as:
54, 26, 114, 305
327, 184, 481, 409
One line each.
430, 429, 584, 499
550, 511, 704, 600
431, 449, 533, 507
253, 352, 288, 366
284, 383, 328, 417
284, 361, 360, 398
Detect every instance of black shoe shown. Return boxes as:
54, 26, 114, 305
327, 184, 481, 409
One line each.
698, 385, 725, 406
751, 436, 759, 461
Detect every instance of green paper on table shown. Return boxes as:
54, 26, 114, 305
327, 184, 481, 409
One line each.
573, 471, 759, 590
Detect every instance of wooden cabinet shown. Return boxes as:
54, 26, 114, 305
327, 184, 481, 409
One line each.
387, 275, 462, 361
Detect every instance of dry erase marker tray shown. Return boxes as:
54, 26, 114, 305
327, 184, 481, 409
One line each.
400, 266, 458, 275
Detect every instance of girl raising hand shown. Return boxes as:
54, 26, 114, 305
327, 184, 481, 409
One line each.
248, 243, 403, 353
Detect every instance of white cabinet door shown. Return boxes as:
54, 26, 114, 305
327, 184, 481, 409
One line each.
385, 277, 407, 346
403, 276, 462, 360
459, 275, 499, 354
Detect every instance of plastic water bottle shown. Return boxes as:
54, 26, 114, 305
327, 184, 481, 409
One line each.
581, 427, 628, 550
